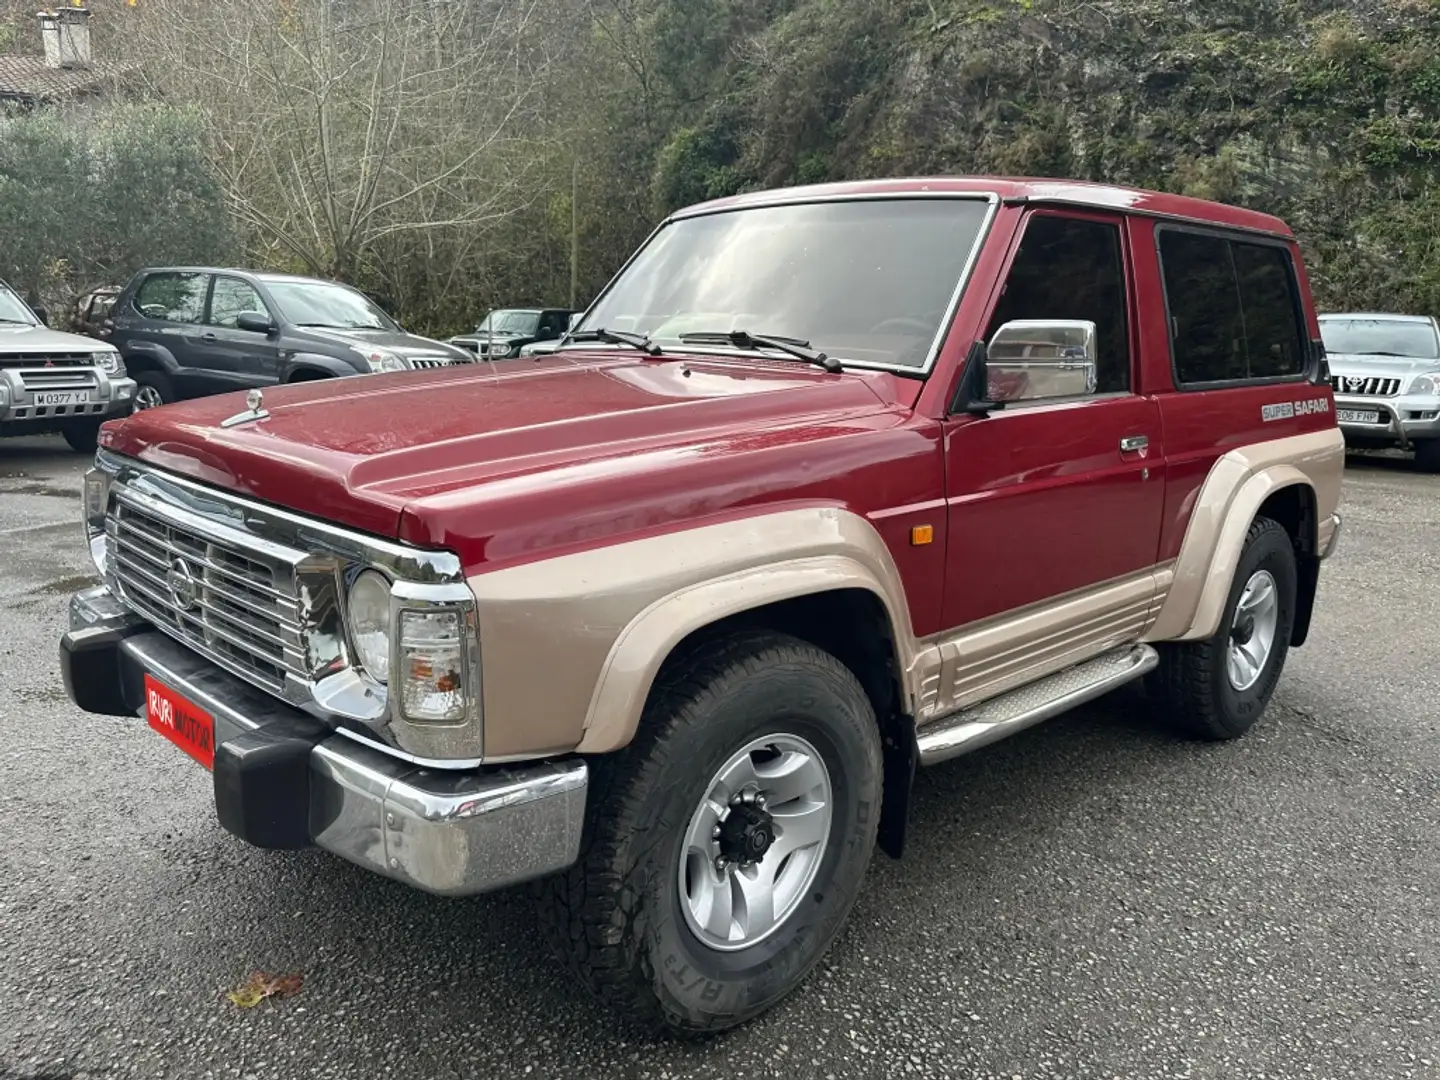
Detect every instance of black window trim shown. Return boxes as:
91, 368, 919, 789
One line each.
1154, 222, 1318, 393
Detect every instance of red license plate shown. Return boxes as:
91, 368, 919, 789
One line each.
144, 675, 216, 770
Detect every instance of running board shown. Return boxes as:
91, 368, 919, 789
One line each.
916, 644, 1159, 766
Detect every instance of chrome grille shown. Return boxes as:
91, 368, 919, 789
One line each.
409, 357, 469, 369
1333, 375, 1402, 397
107, 498, 304, 690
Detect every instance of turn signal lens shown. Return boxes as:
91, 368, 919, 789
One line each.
398, 608, 469, 724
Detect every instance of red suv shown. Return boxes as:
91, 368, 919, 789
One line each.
62, 177, 1343, 1035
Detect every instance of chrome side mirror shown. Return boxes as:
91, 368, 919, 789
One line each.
983, 319, 1098, 404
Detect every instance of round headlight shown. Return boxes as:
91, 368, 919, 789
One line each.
490, 344, 512, 358
348, 570, 392, 682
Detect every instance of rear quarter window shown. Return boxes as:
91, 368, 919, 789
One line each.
134, 272, 209, 324
1158, 229, 1307, 387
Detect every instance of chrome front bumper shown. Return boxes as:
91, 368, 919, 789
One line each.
1333, 394, 1440, 449
61, 586, 587, 897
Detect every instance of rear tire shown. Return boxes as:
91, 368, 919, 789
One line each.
1147, 516, 1297, 740
60, 419, 101, 454
535, 630, 883, 1036
1414, 440, 1440, 473
131, 369, 173, 412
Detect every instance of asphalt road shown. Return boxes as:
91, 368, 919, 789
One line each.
1, 435, 1436, 1080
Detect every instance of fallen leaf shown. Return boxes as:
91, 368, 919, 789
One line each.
226, 970, 305, 1009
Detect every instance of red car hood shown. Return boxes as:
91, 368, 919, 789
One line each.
100, 353, 915, 539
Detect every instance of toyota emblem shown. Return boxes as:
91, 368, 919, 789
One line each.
166, 557, 199, 611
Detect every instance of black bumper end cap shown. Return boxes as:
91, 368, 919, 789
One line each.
214, 730, 321, 850
60, 626, 139, 718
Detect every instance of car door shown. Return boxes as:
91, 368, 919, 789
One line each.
941, 209, 1166, 636
126, 271, 220, 397
200, 275, 282, 390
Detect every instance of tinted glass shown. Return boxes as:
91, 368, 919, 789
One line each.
985, 215, 1130, 393
1232, 242, 1305, 378
1319, 318, 1440, 360
264, 280, 394, 330
209, 277, 269, 328
135, 272, 208, 324
578, 198, 993, 368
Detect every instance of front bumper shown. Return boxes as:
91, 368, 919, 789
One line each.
61, 586, 587, 897
1333, 394, 1440, 449
0, 369, 135, 427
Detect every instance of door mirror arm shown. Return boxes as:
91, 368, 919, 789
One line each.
954, 340, 1000, 417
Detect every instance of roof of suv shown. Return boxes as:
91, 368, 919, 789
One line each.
1319, 312, 1436, 322
129, 267, 357, 289
676, 176, 1294, 238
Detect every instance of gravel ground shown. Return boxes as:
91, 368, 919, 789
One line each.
0, 436, 1436, 1080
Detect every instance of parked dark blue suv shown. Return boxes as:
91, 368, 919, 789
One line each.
101, 267, 474, 411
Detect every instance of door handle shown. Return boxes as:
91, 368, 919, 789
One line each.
1119, 435, 1149, 453
200, 332, 217, 343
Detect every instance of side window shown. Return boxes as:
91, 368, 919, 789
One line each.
1231, 241, 1305, 378
134, 272, 208, 324
985, 214, 1131, 393
1160, 230, 1306, 385
209, 277, 269, 329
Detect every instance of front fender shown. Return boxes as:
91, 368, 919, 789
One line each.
465, 506, 916, 760
281, 352, 362, 381
120, 340, 181, 373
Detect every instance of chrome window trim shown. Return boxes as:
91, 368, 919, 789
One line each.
91, 449, 483, 761
570, 191, 1002, 378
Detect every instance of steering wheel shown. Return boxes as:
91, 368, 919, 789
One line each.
868, 316, 935, 336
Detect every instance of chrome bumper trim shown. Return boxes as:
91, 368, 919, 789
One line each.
67, 587, 587, 897
1318, 512, 1343, 561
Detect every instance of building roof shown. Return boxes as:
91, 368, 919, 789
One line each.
676, 176, 1296, 239
0, 54, 136, 103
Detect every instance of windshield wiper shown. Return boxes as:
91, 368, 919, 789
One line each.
678, 330, 842, 373
565, 327, 663, 355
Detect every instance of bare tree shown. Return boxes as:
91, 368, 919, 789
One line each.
125, 0, 551, 293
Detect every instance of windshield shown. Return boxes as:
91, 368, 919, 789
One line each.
1319, 318, 1440, 360
576, 197, 993, 369
477, 310, 542, 336
0, 283, 37, 325
265, 280, 397, 331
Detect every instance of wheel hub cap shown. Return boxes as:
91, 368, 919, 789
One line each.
717, 803, 775, 866
1227, 569, 1279, 692
678, 733, 833, 952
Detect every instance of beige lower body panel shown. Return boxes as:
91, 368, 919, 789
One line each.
909, 563, 1173, 729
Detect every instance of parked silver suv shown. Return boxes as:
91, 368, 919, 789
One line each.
0, 278, 136, 453
1319, 312, 1440, 472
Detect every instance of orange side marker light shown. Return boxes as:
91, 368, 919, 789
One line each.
911, 524, 934, 546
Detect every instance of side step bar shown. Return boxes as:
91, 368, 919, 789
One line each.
916, 644, 1159, 767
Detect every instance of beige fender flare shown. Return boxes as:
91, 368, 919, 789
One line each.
575, 554, 914, 754
1147, 429, 1342, 643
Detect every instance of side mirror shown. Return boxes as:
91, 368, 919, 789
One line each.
236, 311, 277, 335
538, 326, 558, 341
31, 306, 48, 327
974, 319, 1098, 408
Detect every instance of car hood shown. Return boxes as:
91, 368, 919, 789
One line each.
0, 323, 105, 352
297, 326, 469, 360
1327, 352, 1440, 383
99, 353, 909, 539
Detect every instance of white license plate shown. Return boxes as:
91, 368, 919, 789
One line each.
34, 391, 90, 407
1337, 408, 1380, 424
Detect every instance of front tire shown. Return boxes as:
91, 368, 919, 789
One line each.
60, 418, 101, 454
131, 370, 173, 412
1148, 516, 1298, 740
536, 630, 883, 1036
